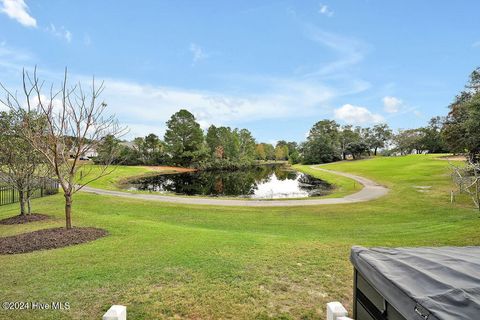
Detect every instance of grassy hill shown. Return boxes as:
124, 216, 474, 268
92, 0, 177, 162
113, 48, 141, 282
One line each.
1, 155, 478, 319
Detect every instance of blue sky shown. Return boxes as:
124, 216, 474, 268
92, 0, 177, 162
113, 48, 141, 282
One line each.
0, 0, 479, 143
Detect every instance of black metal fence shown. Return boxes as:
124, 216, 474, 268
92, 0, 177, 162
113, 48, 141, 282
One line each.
0, 179, 59, 206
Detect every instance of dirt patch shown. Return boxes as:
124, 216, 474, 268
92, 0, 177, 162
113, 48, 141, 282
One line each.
117, 166, 197, 187
0, 213, 50, 225
144, 166, 196, 173
437, 155, 467, 161
0, 227, 108, 254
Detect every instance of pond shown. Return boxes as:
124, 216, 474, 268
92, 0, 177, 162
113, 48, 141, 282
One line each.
122, 165, 334, 199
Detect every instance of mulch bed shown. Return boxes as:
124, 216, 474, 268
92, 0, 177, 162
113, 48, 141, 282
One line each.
0, 213, 50, 225
0, 227, 108, 255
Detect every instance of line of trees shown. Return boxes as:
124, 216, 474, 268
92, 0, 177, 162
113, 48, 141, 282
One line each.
97, 109, 261, 169
95, 106, 456, 169
301, 121, 393, 164
390, 67, 480, 160
392, 117, 446, 155
99, 67, 480, 169
301, 67, 480, 163
442, 67, 480, 162
254, 141, 299, 163
98, 109, 300, 169
100, 109, 391, 168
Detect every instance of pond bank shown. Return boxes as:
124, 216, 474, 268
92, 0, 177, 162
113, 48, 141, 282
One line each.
81, 166, 389, 206
122, 164, 333, 199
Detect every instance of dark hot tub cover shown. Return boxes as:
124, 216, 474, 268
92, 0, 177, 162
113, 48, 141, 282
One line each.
351, 246, 480, 320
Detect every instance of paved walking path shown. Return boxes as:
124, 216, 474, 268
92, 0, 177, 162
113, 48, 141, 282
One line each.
81, 166, 389, 207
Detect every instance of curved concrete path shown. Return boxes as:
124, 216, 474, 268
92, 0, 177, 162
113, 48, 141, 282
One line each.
81, 166, 388, 207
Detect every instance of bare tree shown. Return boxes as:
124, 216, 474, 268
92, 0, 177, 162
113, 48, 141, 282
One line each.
0, 68, 127, 229
0, 110, 48, 217
450, 159, 480, 212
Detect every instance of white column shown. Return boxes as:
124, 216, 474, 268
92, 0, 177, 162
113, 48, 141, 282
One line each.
102, 305, 127, 320
326, 301, 348, 320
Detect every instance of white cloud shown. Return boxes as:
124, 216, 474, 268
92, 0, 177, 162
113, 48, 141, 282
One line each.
334, 104, 384, 125
26, 94, 63, 112
382, 96, 402, 113
0, 43, 371, 140
1, 1, 72, 42
0, 0, 36, 28
0, 42, 32, 73
65, 30, 72, 42
197, 119, 211, 130
123, 123, 165, 139
99, 77, 335, 139
46, 24, 72, 43
0, 47, 369, 141
319, 4, 334, 17
189, 43, 208, 65
303, 26, 368, 76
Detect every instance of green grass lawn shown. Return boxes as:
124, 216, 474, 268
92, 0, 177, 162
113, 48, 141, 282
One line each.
293, 164, 361, 198
77, 165, 164, 190
1, 155, 479, 319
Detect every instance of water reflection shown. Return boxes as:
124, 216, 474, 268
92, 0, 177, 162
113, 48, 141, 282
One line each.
123, 165, 333, 199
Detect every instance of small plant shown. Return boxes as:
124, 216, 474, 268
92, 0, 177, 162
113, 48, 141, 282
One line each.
450, 157, 480, 211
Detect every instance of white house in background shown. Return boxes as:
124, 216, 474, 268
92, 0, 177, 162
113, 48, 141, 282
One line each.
83, 148, 98, 159
68, 145, 98, 160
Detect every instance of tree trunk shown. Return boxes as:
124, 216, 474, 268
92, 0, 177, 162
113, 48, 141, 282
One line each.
65, 193, 73, 229
26, 189, 31, 214
374, 147, 378, 156
19, 190, 26, 216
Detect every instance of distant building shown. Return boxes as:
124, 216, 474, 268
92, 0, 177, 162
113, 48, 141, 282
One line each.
68, 145, 98, 160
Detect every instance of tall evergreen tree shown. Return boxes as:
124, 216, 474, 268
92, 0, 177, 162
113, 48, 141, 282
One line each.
303, 120, 341, 164
164, 109, 205, 165
442, 67, 480, 161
